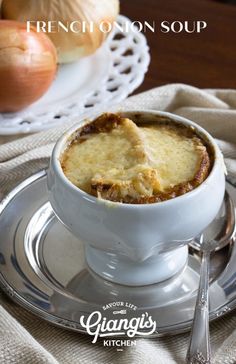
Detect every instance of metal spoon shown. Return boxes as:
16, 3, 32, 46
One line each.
186, 191, 235, 364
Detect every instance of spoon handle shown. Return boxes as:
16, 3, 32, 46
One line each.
186, 250, 211, 364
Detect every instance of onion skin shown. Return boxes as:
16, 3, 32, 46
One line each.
2, 0, 119, 63
0, 20, 57, 112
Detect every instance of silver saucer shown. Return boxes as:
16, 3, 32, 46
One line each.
0, 170, 236, 336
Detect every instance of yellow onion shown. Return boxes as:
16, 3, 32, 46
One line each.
0, 20, 57, 113
2, 0, 119, 64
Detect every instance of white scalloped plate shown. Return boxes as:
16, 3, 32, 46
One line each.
0, 15, 150, 135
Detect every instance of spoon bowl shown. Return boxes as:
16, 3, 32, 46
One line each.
186, 190, 235, 364
190, 191, 235, 252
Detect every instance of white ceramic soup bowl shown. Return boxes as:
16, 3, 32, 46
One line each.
47, 110, 225, 286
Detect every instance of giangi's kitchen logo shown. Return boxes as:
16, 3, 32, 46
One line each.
80, 301, 157, 349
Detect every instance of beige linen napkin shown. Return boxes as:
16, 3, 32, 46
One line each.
0, 83, 236, 363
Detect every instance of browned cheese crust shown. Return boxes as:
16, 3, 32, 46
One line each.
61, 113, 212, 204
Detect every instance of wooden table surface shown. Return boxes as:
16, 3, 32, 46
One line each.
120, 0, 236, 93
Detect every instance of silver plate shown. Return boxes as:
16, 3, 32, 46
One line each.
0, 170, 236, 336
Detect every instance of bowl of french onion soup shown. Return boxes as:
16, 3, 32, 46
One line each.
47, 111, 225, 286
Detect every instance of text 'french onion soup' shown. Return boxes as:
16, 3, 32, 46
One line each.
60, 113, 212, 204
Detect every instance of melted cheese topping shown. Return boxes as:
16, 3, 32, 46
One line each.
61, 117, 210, 203
141, 126, 202, 189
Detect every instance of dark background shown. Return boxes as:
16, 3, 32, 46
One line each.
120, 0, 236, 93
